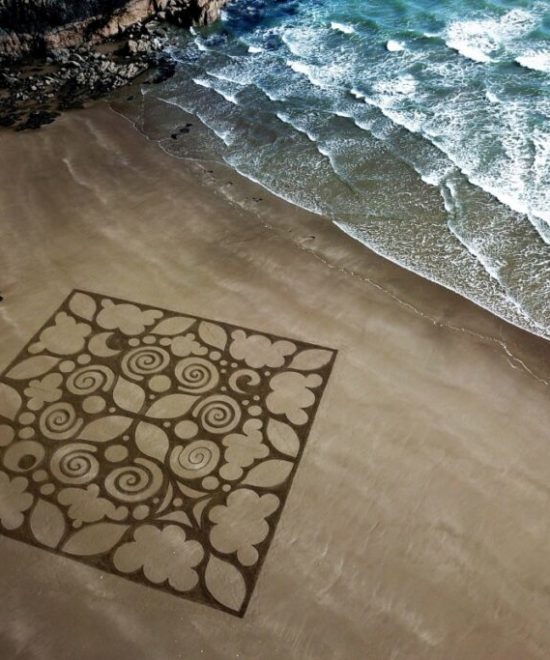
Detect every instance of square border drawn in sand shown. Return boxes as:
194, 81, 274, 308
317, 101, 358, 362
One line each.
0, 290, 336, 616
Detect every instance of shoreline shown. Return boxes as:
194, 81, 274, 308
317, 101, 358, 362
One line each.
2, 102, 550, 657
108, 91, 550, 385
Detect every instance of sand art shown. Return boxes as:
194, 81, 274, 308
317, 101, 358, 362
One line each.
0, 290, 336, 616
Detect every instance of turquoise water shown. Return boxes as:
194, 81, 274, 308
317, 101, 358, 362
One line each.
147, 0, 550, 337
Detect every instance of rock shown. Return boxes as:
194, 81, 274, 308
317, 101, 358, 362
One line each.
0, 1, 230, 59
16, 110, 59, 130
0, 0, 230, 130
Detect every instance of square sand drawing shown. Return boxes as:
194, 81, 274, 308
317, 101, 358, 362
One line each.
0, 290, 336, 615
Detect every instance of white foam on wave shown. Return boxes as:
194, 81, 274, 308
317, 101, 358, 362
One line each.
201, 61, 263, 91
223, 152, 324, 218
515, 50, 550, 73
193, 112, 233, 147
275, 111, 317, 142
281, 24, 325, 58
157, 96, 234, 147
350, 87, 366, 100
258, 85, 285, 103
386, 40, 405, 53
331, 21, 355, 35
440, 179, 505, 282
373, 74, 417, 97
286, 59, 347, 89
352, 114, 393, 141
363, 99, 424, 135
445, 20, 494, 63
420, 164, 452, 187
444, 8, 537, 64
194, 37, 209, 53
287, 60, 311, 76
248, 46, 264, 54
448, 228, 503, 283
371, 75, 418, 117
192, 77, 239, 105
274, 112, 356, 189
279, 22, 357, 90
449, 41, 492, 63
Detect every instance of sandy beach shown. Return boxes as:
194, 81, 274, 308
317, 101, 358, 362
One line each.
1, 103, 550, 659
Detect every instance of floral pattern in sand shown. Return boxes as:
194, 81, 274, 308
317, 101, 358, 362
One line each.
0, 290, 335, 615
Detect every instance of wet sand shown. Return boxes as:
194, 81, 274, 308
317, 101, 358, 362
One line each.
1, 104, 550, 659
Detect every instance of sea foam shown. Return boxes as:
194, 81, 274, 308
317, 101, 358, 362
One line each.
331, 22, 355, 34
386, 40, 405, 52
287, 60, 311, 76
515, 50, 550, 73
444, 8, 537, 63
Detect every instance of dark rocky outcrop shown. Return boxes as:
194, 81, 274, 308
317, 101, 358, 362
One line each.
0, 0, 229, 129
0, 1, 229, 58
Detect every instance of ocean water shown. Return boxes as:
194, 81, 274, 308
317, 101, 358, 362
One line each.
144, 0, 550, 338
